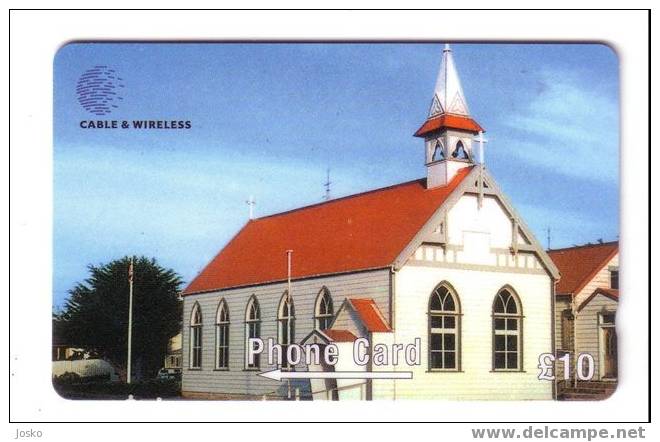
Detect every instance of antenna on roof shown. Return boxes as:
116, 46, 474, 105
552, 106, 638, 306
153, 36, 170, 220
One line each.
246, 195, 256, 220
323, 168, 332, 201
546, 227, 551, 250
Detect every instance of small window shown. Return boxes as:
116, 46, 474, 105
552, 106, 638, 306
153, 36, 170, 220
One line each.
315, 288, 334, 330
245, 296, 261, 369
189, 303, 202, 369
492, 288, 523, 371
451, 141, 469, 160
428, 283, 461, 371
610, 269, 619, 290
600, 313, 616, 325
215, 300, 230, 369
278, 292, 296, 370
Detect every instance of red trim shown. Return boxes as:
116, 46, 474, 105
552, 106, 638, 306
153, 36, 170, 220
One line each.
414, 114, 484, 137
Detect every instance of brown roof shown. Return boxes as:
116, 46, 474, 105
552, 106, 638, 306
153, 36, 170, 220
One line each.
578, 288, 619, 311
347, 298, 392, 333
547, 242, 618, 297
183, 167, 473, 294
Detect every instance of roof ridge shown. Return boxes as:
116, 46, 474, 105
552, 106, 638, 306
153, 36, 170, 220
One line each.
254, 177, 428, 221
547, 241, 618, 253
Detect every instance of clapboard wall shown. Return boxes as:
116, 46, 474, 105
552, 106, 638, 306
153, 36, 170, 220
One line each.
575, 294, 618, 380
181, 268, 391, 397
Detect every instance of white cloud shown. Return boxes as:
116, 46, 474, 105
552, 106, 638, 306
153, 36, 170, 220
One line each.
502, 70, 619, 182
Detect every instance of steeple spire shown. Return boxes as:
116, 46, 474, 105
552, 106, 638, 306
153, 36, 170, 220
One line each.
414, 44, 485, 189
429, 44, 470, 117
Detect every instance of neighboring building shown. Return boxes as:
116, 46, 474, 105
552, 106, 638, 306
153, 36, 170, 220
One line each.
181, 45, 559, 400
164, 333, 182, 369
548, 242, 619, 399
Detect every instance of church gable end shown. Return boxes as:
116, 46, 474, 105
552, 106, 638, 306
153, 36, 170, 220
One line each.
394, 168, 559, 279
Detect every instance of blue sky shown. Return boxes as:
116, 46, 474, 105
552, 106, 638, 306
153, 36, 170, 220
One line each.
53, 43, 619, 309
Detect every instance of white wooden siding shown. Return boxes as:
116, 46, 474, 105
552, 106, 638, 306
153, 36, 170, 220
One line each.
181, 269, 390, 396
373, 192, 554, 400
374, 265, 553, 400
575, 294, 618, 380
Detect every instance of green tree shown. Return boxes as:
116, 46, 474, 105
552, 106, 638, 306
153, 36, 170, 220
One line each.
54, 256, 182, 379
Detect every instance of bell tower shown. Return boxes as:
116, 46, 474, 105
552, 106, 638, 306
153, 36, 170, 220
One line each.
414, 44, 484, 189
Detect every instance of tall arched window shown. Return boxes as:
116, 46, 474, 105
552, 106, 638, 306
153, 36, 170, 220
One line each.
278, 292, 295, 369
428, 283, 461, 371
315, 288, 334, 330
493, 288, 523, 371
452, 140, 469, 160
215, 299, 230, 369
245, 296, 261, 369
189, 303, 202, 369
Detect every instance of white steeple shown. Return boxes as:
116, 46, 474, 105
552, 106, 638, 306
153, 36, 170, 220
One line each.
428, 44, 470, 117
415, 44, 484, 190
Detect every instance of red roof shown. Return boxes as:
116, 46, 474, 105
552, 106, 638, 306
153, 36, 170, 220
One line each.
414, 114, 484, 137
322, 329, 358, 342
348, 298, 392, 332
578, 288, 619, 311
547, 242, 618, 297
184, 167, 473, 294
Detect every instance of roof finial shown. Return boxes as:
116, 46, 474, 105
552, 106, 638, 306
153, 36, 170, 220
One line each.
428, 43, 469, 117
246, 195, 256, 220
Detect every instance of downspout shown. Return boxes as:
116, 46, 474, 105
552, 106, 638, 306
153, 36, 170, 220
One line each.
390, 266, 397, 401
367, 331, 373, 401
572, 293, 578, 389
550, 279, 557, 400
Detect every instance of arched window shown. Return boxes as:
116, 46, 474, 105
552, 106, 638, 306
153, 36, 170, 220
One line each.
215, 299, 230, 369
278, 292, 296, 369
245, 296, 261, 369
493, 288, 523, 371
428, 283, 461, 370
452, 140, 469, 160
189, 303, 202, 369
315, 288, 334, 330
432, 141, 446, 162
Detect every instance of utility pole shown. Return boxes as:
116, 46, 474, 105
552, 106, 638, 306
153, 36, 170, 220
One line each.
127, 256, 134, 384
286, 250, 293, 399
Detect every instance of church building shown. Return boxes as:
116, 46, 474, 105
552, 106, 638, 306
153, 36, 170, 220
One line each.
181, 45, 560, 400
